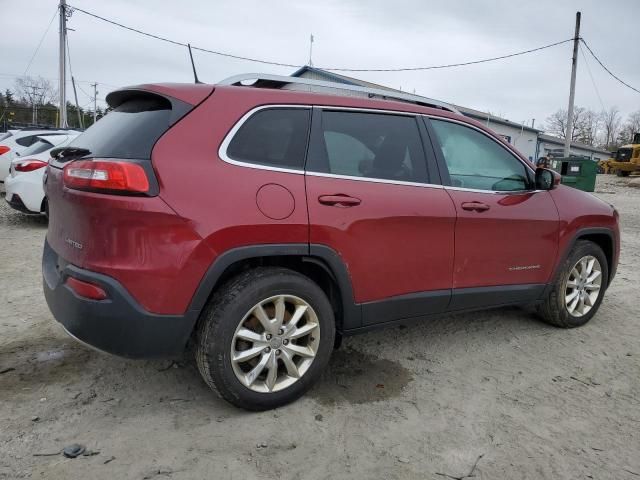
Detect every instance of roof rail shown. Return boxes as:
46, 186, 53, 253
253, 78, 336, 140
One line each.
218, 73, 460, 114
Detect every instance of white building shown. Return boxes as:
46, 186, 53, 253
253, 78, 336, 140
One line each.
289, 66, 609, 162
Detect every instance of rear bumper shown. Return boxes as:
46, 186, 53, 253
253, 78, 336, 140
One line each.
42, 239, 197, 359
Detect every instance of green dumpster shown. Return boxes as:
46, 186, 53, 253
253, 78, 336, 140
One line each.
549, 157, 598, 192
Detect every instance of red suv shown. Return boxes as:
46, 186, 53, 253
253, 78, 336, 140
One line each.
43, 74, 619, 410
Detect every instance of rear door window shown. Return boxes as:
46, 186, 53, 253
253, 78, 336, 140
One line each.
226, 108, 311, 170
306, 110, 428, 183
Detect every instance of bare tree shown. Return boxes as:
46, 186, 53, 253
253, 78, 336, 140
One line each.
601, 107, 622, 149
544, 107, 586, 142
14, 76, 58, 107
617, 110, 640, 145
575, 109, 600, 146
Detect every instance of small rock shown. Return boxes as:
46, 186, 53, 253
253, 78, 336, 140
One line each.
397, 456, 410, 464
314, 414, 323, 422
31, 416, 40, 422
256, 442, 268, 449
39, 397, 47, 402
63, 444, 86, 458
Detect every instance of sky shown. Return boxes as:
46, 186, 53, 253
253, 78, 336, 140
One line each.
1, 0, 639, 128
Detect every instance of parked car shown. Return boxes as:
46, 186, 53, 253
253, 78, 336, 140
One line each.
0, 128, 78, 191
5, 134, 78, 215
42, 75, 620, 410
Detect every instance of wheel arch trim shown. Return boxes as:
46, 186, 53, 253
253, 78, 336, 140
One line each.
186, 243, 361, 331
552, 227, 617, 286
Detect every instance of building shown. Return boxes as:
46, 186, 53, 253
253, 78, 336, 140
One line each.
536, 133, 610, 162
289, 66, 609, 162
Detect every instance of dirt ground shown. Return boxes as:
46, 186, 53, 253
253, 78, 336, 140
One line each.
1, 175, 639, 480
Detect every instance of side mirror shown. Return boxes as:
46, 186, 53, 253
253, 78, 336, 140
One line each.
535, 168, 559, 190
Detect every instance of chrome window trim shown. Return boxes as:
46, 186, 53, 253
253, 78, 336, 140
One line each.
305, 171, 443, 189
218, 104, 310, 175
445, 185, 546, 195
218, 104, 443, 188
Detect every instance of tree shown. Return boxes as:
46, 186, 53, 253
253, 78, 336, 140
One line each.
4, 89, 14, 106
601, 107, 622, 149
544, 107, 588, 142
617, 110, 640, 145
14, 76, 57, 107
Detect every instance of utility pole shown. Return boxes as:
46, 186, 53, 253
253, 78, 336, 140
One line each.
91, 82, 98, 124
71, 76, 83, 129
308, 34, 314, 66
58, 0, 68, 128
564, 11, 581, 157
26, 85, 43, 125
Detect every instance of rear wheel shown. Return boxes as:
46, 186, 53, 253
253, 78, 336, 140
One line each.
616, 170, 630, 177
537, 240, 608, 328
195, 267, 335, 410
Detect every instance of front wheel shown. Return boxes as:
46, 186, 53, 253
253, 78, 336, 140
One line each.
195, 267, 335, 410
537, 240, 608, 328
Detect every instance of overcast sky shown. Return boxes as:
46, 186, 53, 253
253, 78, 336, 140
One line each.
1, 0, 639, 128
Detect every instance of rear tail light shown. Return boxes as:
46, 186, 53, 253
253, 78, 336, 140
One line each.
65, 276, 108, 300
63, 160, 150, 194
0, 146, 10, 155
14, 159, 48, 172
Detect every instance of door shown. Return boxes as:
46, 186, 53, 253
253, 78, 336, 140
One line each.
305, 108, 457, 327
427, 118, 559, 310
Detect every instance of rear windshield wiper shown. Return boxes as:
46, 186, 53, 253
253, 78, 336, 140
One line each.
50, 146, 92, 160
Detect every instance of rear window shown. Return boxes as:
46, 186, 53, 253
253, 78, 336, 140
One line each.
67, 96, 173, 159
16, 135, 42, 147
0, 132, 12, 142
226, 108, 311, 170
17, 138, 53, 157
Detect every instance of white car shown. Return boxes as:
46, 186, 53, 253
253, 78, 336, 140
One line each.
5, 134, 79, 215
0, 129, 78, 192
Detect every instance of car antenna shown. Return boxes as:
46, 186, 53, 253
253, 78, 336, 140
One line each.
187, 44, 202, 84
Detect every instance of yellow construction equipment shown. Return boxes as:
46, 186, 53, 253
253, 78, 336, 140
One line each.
599, 133, 640, 176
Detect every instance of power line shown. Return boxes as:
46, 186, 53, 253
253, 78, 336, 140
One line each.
323, 39, 575, 72
67, 5, 300, 68
67, 4, 574, 73
580, 39, 640, 95
578, 42, 606, 112
23, 8, 58, 76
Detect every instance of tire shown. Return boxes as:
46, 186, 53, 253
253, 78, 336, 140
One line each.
537, 240, 608, 328
195, 267, 335, 410
616, 170, 630, 177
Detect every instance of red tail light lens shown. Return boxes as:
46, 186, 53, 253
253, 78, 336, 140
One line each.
63, 160, 150, 194
0, 146, 10, 155
65, 276, 108, 300
14, 159, 48, 172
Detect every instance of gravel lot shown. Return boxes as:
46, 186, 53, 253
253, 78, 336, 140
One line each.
1, 175, 639, 480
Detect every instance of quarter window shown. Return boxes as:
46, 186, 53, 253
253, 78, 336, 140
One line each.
431, 119, 530, 191
307, 110, 428, 183
226, 108, 310, 170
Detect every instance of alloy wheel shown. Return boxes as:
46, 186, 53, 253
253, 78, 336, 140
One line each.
564, 255, 602, 317
230, 295, 320, 393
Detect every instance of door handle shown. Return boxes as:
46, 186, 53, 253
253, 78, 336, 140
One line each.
461, 201, 490, 212
318, 194, 361, 207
